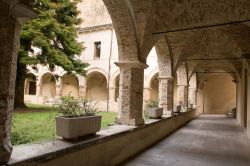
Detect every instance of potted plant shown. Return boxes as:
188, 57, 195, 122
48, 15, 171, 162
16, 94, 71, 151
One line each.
172, 105, 181, 116
55, 96, 101, 140
146, 100, 163, 119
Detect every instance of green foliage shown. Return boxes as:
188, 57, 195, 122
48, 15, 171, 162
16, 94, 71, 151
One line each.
19, 0, 88, 75
146, 100, 159, 108
12, 110, 116, 145
11, 131, 33, 146
56, 96, 98, 118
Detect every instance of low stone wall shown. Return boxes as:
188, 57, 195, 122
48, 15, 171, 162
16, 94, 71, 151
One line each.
8, 110, 199, 166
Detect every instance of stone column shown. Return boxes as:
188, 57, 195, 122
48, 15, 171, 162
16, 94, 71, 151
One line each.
176, 84, 189, 110
79, 85, 86, 97
115, 61, 148, 126
109, 87, 116, 102
188, 87, 197, 107
0, 9, 21, 165
55, 78, 62, 97
158, 77, 174, 114
36, 84, 41, 96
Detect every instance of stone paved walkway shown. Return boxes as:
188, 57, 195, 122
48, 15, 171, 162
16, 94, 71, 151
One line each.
121, 115, 250, 166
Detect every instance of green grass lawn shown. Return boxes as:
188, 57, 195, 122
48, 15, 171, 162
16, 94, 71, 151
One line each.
12, 105, 117, 145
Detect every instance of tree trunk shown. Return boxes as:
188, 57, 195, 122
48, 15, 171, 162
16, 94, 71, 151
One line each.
14, 61, 27, 108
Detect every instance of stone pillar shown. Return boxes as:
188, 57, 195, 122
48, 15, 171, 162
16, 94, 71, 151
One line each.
115, 61, 148, 126
56, 78, 62, 97
36, 80, 42, 96
79, 85, 86, 97
0, 10, 21, 165
158, 77, 174, 114
176, 84, 189, 110
188, 87, 197, 107
109, 87, 116, 102
0, 2, 36, 164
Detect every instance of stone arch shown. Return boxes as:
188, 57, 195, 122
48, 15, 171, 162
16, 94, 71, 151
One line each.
155, 36, 174, 78
24, 73, 37, 95
86, 71, 108, 101
61, 74, 79, 97
176, 63, 188, 86
102, 0, 141, 61
40, 73, 56, 98
87, 67, 108, 82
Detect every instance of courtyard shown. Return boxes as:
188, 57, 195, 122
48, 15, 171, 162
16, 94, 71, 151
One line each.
12, 104, 117, 145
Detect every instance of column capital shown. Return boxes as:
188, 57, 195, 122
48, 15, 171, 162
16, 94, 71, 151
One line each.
115, 61, 148, 69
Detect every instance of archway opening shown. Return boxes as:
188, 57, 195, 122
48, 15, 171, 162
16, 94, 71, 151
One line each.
86, 72, 108, 101
40, 73, 56, 98
61, 74, 79, 98
203, 73, 236, 114
149, 73, 159, 101
24, 73, 37, 95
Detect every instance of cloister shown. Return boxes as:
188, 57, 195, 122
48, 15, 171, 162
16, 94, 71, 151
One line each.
1, 0, 250, 165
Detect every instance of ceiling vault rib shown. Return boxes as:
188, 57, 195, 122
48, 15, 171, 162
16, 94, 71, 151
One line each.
152, 19, 250, 35
184, 57, 246, 61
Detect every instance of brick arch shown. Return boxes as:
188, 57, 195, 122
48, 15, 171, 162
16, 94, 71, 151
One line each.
155, 36, 174, 78
176, 63, 188, 86
102, 0, 141, 61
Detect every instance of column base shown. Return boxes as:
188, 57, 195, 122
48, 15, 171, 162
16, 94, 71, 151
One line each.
115, 117, 145, 126
0, 142, 12, 165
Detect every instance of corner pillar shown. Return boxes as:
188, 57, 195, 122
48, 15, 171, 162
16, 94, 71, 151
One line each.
115, 61, 148, 126
0, 8, 20, 165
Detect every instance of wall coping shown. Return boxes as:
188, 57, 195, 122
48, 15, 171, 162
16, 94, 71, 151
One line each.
7, 110, 196, 165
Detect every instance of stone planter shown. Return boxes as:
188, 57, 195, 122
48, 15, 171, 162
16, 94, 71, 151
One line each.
56, 116, 102, 139
188, 104, 193, 109
147, 108, 163, 119
172, 105, 181, 116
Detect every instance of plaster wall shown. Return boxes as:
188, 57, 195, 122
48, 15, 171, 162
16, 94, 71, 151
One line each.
204, 74, 236, 114
61, 75, 79, 97
41, 74, 56, 98
86, 74, 108, 101
77, 0, 112, 28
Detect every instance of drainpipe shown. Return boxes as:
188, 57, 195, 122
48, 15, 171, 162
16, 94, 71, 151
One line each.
107, 28, 114, 112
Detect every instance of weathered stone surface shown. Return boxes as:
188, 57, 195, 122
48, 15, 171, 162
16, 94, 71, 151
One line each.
0, 13, 21, 165
158, 77, 174, 114
115, 61, 148, 126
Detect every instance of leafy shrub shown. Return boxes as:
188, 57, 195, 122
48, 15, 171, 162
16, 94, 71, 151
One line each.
11, 131, 32, 145
56, 96, 98, 118
146, 100, 159, 108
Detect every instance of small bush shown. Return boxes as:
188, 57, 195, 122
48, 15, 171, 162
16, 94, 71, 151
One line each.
56, 96, 98, 118
146, 100, 159, 108
11, 131, 33, 145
